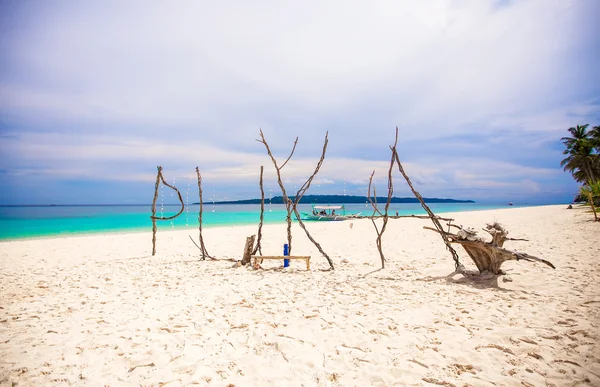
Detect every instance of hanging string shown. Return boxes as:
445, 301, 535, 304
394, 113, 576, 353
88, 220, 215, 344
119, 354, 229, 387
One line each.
212, 181, 215, 212
160, 183, 165, 218
186, 177, 190, 227
171, 177, 176, 228
365, 153, 370, 206
342, 177, 347, 208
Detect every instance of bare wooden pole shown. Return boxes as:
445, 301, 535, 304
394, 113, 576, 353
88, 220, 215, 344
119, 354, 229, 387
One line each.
367, 131, 398, 269
366, 172, 384, 267
256, 129, 297, 253
291, 132, 334, 270
292, 206, 334, 270
293, 132, 329, 203
368, 171, 388, 269
195, 167, 213, 260
257, 129, 335, 270
391, 128, 463, 272
367, 171, 383, 217
151, 166, 161, 256
150, 166, 186, 255
252, 166, 265, 256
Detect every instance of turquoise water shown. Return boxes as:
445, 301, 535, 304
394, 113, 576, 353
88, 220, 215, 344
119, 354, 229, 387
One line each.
0, 202, 528, 240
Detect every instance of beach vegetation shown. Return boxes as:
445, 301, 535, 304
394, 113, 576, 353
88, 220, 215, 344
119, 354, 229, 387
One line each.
579, 181, 600, 222
561, 124, 600, 221
561, 124, 600, 184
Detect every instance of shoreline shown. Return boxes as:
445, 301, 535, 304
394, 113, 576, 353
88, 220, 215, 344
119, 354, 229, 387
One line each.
0, 203, 567, 242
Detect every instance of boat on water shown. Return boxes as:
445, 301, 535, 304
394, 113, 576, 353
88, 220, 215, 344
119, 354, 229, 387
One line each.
301, 204, 361, 221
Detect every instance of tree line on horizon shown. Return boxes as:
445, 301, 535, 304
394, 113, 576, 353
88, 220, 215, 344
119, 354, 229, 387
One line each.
199, 194, 475, 205
561, 124, 600, 221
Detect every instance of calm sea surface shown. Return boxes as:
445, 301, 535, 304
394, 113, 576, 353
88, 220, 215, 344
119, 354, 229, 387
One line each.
0, 202, 530, 240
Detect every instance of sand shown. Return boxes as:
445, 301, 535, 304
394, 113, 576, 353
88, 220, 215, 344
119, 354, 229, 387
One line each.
0, 205, 599, 386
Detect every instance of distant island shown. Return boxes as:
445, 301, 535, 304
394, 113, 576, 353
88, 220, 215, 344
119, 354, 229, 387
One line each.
194, 195, 474, 205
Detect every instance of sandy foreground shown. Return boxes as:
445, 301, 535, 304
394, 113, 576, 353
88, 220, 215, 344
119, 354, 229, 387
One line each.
0, 205, 598, 386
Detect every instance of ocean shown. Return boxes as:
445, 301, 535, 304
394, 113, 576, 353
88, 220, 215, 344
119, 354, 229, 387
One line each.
0, 202, 530, 240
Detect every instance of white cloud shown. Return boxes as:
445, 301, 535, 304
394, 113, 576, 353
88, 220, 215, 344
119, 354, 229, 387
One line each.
1, 0, 597, 203
1, 130, 562, 202
2, 1, 597, 135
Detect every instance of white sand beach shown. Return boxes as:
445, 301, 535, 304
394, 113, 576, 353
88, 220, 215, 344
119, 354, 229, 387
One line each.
0, 205, 598, 386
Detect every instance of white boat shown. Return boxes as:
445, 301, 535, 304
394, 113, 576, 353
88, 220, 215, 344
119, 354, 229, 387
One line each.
301, 204, 360, 221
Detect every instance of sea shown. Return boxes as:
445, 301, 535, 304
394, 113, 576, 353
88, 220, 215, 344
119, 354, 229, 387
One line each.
0, 202, 537, 240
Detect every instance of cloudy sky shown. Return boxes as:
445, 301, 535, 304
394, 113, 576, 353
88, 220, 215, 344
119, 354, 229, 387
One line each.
1, 0, 599, 205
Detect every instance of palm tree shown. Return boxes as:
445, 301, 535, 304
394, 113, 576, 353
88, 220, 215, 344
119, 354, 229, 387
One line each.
591, 125, 600, 151
590, 126, 600, 181
580, 181, 600, 222
561, 124, 599, 184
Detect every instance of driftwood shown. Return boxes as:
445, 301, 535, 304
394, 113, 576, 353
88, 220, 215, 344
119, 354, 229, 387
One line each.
256, 129, 296, 254
425, 222, 555, 274
354, 214, 455, 222
150, 166, 185, 256
252, 166, 264, 256
252, 255, 311, 270
366, 173, 386, 268
390, 128, 464, 272
241, 235, 256, 265
257, 129, 335, 270
364, 128, 461, 270
151, 168, 161, 256
289, 133, 334, 270
194, 167, 214, 260
365, 132, 398, 269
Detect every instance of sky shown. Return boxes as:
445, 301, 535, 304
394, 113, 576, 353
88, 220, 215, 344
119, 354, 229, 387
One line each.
1, 0, 599, 205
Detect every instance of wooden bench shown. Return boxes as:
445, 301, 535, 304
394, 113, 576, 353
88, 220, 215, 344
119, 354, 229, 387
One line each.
251, 255, 311, 270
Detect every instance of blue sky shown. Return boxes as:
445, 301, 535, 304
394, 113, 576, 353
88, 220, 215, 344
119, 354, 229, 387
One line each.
1, 0, 599, 205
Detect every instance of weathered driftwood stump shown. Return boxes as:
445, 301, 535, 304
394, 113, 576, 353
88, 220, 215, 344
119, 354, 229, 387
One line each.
425, 222, 555, 275
241, 235, 256, 266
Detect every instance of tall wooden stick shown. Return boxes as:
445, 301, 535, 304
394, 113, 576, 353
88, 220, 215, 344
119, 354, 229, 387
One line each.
366, 184, 382, 268
151, 166, 161, 256
367, 171, 383, 217
366, 171, 382, 263
293, 132, 329, 203
291, 132, 334, 270
150, 166, 185, 255
195, 167, 213, 260
257, 129, 335, 270
391, 128, 463, 272
256, 129, 297, 253
291, 206, 334, 270
252, 166, 265, 256
365, 132, 398, 269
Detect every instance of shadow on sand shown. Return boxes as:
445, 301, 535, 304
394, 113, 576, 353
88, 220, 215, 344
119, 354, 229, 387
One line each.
417, 271, 513, 291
